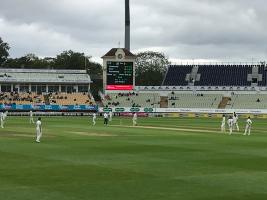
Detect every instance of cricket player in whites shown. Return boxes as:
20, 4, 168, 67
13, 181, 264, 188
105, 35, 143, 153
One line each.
35, 117, 42, 143
233, 112, 239, 131
92, 112, 96, 126
109, 111, 113, 122
227, 116, 234, 135
104, 112, 108, 126
29, 110, 34, 124
1, 111, 8, 128
221, 114, 226, 132
0, 111, 4, 128
132, 112, 137, 126
3, 111, 8, 121
244, 116, 252, 136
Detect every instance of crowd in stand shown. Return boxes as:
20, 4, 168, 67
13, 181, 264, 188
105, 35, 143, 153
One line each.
47, 92, 94, 105
104, 92, 160, 108
0, 92, 43, 104
0, 92, 94, 105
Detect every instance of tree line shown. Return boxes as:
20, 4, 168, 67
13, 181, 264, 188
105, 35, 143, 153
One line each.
0, 37, 170, 87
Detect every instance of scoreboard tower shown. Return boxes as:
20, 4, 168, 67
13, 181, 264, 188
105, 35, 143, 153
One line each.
102, 48, 136, 93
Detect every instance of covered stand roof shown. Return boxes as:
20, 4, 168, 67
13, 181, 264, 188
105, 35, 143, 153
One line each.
0, 69, 92, 84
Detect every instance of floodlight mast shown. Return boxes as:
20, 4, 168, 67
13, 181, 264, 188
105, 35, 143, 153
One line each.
125, 0, 130, 51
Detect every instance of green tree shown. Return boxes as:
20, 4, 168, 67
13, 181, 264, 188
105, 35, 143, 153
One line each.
0, 37, 10, 66
135, 51, 170, 86
53, 50, 89, 70
3, 53, 53, 69
86, 61, 103, 100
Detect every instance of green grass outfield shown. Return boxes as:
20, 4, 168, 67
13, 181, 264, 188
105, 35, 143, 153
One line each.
0, 116, 267, 200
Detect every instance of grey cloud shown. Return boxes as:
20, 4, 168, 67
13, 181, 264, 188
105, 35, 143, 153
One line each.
0, 0, 267, 62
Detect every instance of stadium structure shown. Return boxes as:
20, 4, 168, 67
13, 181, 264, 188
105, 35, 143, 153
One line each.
0, 68, 97, 113
2, 58, 267, 116
2, 61, 267, 117
100, 54, 267, 118
1, 0, 267, 118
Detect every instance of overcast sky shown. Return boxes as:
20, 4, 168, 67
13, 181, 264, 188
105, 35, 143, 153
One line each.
1, 0, 267, 63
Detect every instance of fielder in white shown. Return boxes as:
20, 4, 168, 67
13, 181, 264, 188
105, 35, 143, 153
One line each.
36, 117, 42, 143
0, 111, 4, 128
29, 110, 35, 124
227, 116, 234, 135
3, 111, 8, 121
104, 113, 109, 125
221, 114, 226, 132
244, 117, 252, 136
132, 113, 137, 126
92, 113, 96, 126
232, 112, 239, 131
109, 111, 113, 122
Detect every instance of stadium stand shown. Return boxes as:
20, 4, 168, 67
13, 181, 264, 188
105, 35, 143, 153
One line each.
168, 93, 223, 108
226, 94, 267, 109
102, 92, 161, 107
0, 69, 95, 106
162, 64, 266, 86
162, 65, 193, 86
258, 65, 267, 86
47, 92, 95, 105
195, 65, 252, 86
0, 92, 44, 104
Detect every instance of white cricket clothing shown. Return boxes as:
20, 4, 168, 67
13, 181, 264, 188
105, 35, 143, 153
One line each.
227, 118, 233, 135
104, 113, 108, 119
0, 112, 4, 128
104, 113, 108, 125
244, 119, 252, 135
29, 111, 34, 123
3, 112, 7, 121
221, 116, 226, 132
109, 112, 112, 121
92, 113, 96, 125
36, 120, 42, 142
233, 114, 239, 131
132, 113, 137, 126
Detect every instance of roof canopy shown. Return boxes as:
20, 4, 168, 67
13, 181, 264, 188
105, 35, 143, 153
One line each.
0, 69, 91, 84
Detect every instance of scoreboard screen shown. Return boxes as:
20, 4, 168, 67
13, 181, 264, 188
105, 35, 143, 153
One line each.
106, 61, 134, 90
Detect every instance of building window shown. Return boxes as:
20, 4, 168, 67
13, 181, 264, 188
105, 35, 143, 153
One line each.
1, 84, 12, 92
36, 85, 46, 94
78, 85, 89, 92
48, 85, 59, 92
20, 84, 29, 92
61, 85, 75, 93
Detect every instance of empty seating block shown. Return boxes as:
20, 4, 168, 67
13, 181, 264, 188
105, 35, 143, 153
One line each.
168, 93, 223, 108
162, 64, 267, 86
195, 65, 252, 86
226, 94, 267, 109
162, 65, 193, 86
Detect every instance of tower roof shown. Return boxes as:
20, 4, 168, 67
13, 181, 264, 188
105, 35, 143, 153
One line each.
101, 48, 136, 58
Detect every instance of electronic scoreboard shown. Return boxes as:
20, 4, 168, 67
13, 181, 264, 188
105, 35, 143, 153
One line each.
106, 61, 134, 90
